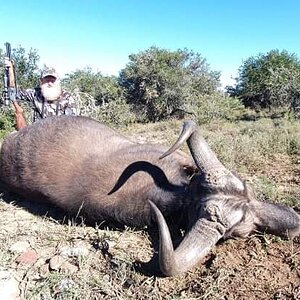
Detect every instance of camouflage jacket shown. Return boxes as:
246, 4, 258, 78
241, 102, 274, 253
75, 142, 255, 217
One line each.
20, 88, 78, 121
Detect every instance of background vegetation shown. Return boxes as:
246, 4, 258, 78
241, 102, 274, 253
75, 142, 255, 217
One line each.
226, 49, 300, 114
1, 44, 300, 131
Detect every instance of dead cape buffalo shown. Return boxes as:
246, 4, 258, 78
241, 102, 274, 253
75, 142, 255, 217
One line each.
0, 115, 299, 276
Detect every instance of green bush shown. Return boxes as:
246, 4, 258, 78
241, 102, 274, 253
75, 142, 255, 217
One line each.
0, 107, 15, 140
72, 90, 136, 127
0, 45, 40, 91
96, 98, 136, 127
63, 69, 124, 107
227, 50, 300, 112
119, 46, 220, 122
187, 93, 246, 124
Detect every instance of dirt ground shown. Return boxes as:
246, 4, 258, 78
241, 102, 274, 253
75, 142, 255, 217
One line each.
0, 196, 299, 300
0, 120, 299, 300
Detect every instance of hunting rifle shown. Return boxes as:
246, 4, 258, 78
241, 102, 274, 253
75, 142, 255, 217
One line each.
2, 42, 19, 106
2, 42, 28, 129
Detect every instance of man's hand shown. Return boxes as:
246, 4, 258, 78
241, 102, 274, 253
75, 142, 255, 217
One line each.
4, 57, 13, 68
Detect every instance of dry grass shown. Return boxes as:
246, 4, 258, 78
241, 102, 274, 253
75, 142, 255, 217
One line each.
0, 117, 299, 299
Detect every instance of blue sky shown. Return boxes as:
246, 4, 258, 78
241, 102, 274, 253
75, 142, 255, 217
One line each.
1, 0, 299, 87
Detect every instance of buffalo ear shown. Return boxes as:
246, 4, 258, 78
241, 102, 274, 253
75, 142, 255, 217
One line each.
251, 201, 300, 239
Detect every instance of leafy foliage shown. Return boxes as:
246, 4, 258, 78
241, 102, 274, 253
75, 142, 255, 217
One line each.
97, 97, 136, 126
0, 45, 41, 90
0, 107, 15, 139
71, 90, 136, 126
187, 93, 246, 124
13, 46, 41, 89
227, 50, 300, 112
119, 46, 221, 122
63, 69, 135, 125
4, 44, 297, 128
63, 68, 125, 106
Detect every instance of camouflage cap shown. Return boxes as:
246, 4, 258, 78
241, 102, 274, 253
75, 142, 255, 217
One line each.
40, 67, 59, 79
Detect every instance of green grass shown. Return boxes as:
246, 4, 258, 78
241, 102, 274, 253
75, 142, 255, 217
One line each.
124, 117, 300, 209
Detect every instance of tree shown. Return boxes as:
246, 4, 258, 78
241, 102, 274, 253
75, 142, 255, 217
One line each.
63, 68, 135, 125
119, 46, 220, 122
63, 68, 124, 105
0, 45, 41, 91
227, 50, 300, 111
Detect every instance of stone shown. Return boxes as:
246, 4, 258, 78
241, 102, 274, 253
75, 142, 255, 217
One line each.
15, 249, 38, 266
49, 255, 66, 271
9, 241, 30, 254
60, 261, 79, 274
59, 243, 89, 258
0, 269, 20, 300
39, 264, 50, 278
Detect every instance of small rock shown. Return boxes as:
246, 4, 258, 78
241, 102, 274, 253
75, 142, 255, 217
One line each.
15, 249, 38, 266
49, 255, 78, 273
49, 255, 66, 271
9, 241, 30, 254
60, 261, 79, 274
38, 246, 56, 260
39, 264, 50, 278
59, 243, 89, 258
0, 269, 20, 300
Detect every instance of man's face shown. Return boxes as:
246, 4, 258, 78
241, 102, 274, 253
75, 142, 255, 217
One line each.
40, 76, 62, 101
41, 76, 56, 86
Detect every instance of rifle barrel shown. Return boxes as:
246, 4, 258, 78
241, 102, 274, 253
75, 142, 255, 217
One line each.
2, 42, 17, 105
5, 42, 11, 59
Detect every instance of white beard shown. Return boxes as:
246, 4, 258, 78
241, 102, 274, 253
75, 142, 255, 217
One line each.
41, 82, 62, 101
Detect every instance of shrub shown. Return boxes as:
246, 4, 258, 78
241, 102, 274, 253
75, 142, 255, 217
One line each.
96, 98, 136, 127
187, 93, 246, 124
0, 107, 15, 139
72, 90, 136, 127
119, 46, 220, 122
227, 50, 300, 112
